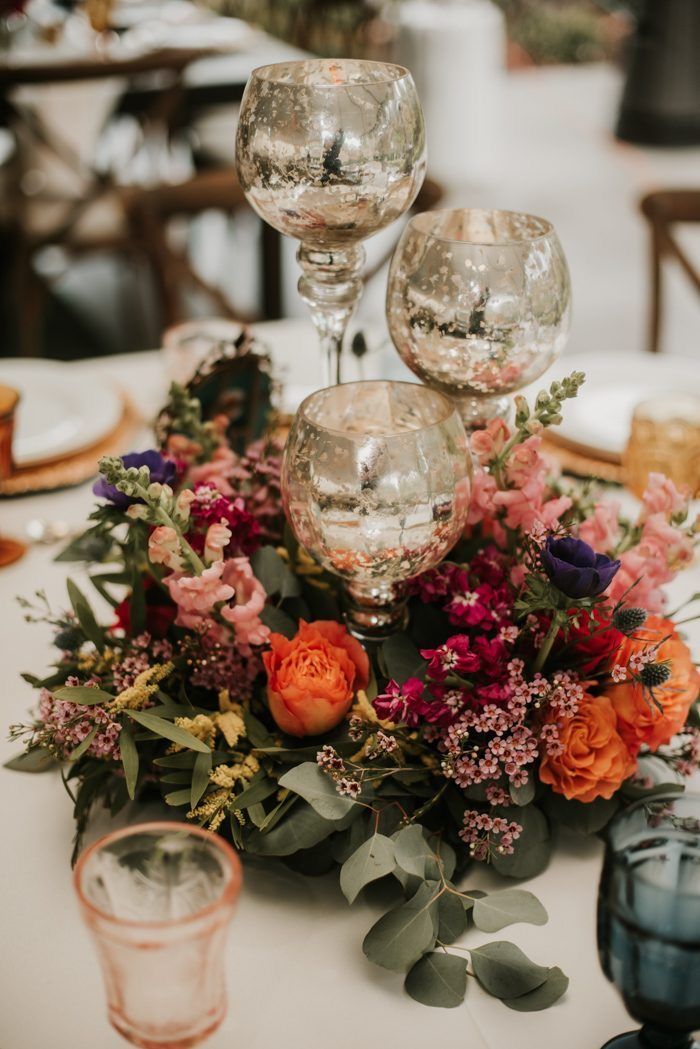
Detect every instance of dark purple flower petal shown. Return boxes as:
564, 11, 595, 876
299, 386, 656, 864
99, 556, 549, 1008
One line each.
93, 450, 177, 508
541, 536, 620, 599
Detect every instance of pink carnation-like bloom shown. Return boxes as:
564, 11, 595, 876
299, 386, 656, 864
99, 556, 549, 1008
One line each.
579, 500, 622, 553
166, 561, 235, 620
641, 472, 690, 520
219, 557, 270, 652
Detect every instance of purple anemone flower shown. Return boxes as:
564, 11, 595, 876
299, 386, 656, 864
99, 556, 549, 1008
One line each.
541, 536, 620, 599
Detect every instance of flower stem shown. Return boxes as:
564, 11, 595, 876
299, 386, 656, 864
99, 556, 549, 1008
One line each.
533, 616, 561, 674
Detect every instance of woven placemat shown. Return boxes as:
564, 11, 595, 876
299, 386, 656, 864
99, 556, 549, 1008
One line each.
0, 396, 141, 497
542, 434, 624, 485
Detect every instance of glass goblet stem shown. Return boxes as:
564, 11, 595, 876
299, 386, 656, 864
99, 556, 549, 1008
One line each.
451, 391, 512, 432
343, 579, 408, 642
297, 243, 365, 386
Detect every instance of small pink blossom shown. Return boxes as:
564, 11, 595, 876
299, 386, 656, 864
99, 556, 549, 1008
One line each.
204, 521, 232, 564
579, 501, 622, 553
470, 419, 511, 466
611, 664, 627, 683
219, 557, 269, 651
640, 473, 690, 521
148, 526, 184, 571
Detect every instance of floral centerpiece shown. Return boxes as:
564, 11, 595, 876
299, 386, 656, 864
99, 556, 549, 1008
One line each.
9, 374, 699, 1013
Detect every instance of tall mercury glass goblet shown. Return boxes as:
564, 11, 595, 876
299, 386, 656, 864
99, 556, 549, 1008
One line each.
235, 60, 426, 386
387, 208, 571, 430
282, 380, 471, 641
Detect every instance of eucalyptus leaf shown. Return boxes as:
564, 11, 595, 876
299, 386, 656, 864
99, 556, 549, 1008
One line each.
126, 710, 211, 753
190, 750, 212, 809
394, 825, 439, 879
437, 889, 468, 944
247, 802, 347, 857
542, 793, 619, 835
340, 833, 396, 904
120, 723, 139, 800
362, 882, 440, 973
509, 777, 536, 806
251, 546, 301, 599
472, 890, 548, 933
491, 805, 551, 880
470, 941, 549, 999
69, 725, 98, 761
53, 685, 114, 706
231, 775, 278, 810
3, 748, 56, 773
504, 966, 569, 1011
279, 762, 358, 820
260, 605, 297, 638
380, 634, 427, 684
405, 952, 467, 1009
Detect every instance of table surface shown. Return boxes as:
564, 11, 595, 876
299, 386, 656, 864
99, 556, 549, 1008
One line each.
1, 322, 699, 1049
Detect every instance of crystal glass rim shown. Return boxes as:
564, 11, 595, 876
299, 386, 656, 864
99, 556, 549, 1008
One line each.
604, 791, 700, 898
405, 207, 555, 247
248, 59, 412, 89
297, 379, 457, 440
74, 821, 243, 929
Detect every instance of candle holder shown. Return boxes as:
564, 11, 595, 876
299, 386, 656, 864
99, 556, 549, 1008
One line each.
235, 59, 426, 387
387, 208, 571, 431
74, 821, 242, 1049
597, 793, 700, 1049
281, 380, 471, 641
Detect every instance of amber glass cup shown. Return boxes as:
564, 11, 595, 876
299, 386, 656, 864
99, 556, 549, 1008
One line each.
74, 822, 242, 1049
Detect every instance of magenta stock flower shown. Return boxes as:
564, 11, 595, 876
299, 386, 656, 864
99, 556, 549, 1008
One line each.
421, 635, 480, 681
373, 678, 428, 727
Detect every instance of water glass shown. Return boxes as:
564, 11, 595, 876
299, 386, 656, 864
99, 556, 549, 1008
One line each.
597, 793, 700, 1049
74, 822, 242, 1048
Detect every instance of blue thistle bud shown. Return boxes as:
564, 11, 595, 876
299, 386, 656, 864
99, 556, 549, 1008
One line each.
639, 662, 671, 689
613, 607, 648, 633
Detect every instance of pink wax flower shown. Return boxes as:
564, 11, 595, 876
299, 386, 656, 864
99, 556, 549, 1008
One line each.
220, 557, 269, 652
640, 472, 690, 520
148, 526, 184, 571
579, 501, 622, 553
166, 562, 235, 618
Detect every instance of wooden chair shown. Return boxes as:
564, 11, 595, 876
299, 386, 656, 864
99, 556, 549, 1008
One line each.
639, 189, 700, 353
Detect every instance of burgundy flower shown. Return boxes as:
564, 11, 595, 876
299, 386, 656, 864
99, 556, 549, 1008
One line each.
373, 678, 428, 727
421, 635, 480, 682
190, 486, 261, 556
445, 583, 494, 628
541, 536, 621, 600
472, 636, 508, 679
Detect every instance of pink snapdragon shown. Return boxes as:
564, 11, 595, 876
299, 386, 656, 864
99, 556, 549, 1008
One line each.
204, 521, 232, 564
219, 557, 269, 652
148, 526, 184, 571
641, 472, 690, 520
579, 500, 622, 553
166, 561, 235, 623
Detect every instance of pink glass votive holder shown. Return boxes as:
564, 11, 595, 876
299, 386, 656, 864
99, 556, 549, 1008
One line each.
74, 822, 242, 1049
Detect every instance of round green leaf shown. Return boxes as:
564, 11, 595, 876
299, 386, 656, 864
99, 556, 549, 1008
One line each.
504, 967, 569, 1011
363, 883, 439, 973
340, 833, 396, 904
437, 890, 468, 944
491, 805, 551, 879
279, 762, 357, 820
472, 890, 548, 933
405, 952, 467, 1008
470, 941, 549, 999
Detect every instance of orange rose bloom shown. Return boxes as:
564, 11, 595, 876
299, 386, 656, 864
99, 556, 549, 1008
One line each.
539, 693, 637, 803
607, 616, 699, 754
263, 620, 370, 738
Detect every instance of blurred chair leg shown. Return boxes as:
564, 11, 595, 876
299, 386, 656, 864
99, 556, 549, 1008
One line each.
12, 241, 45, 357
647, 220, 663, 354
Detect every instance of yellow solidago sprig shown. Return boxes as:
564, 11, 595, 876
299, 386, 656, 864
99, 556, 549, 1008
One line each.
188, 755, 260, 832
110, 662, 175, 712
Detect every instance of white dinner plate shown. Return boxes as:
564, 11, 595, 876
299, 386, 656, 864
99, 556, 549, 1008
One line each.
0, 360, 123, 468
538, 353, 700, 462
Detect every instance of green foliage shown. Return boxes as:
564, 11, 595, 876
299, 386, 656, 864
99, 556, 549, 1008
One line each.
503, 967, 569, 1011
3, 748, 56, 772
53, 685, 114, 706
542, 792, 619, 835
278, 762, 359, 820
65, 579, 103, 650
470, 941, 549, 999
363, 882, 440, 973
125, 711, 211, 753
340, 833, 396, 904
190, 750, 212, 809
472, 890, 548, 933
405, 952, 467, 1008
380, 634, 427, 684
491, 805, 551, 879
251, 546, 301, 601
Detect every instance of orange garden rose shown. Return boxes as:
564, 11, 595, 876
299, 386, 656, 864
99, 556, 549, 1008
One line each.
539, 693, 637, 803
606, 616, 699, 754
263, 620, 370, 738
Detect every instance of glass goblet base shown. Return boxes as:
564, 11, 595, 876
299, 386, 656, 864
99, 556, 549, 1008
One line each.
601, 1027, 698, 1049
343, 580, 408, 642
451, 391, 512, 432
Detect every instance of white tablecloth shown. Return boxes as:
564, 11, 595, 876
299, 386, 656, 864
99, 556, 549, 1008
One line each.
1, 324, 699, 1049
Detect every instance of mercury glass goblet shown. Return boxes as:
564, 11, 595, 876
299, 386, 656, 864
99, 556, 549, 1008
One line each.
282, 380, 471, 640
597, 793, 700, 1049
387, 208, 571, 430
235, 59, 426, 386
74, 822, 242, 1049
